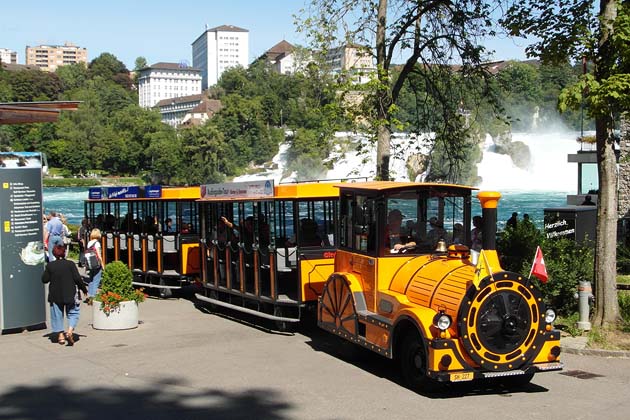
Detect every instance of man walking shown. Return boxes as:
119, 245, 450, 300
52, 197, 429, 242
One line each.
44, 211, 64, 261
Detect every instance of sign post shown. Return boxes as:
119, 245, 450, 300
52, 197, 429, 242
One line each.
0, 152, 46, 333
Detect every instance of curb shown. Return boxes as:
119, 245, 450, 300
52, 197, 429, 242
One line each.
561, 336, 630, 358
562, 346, 630, 358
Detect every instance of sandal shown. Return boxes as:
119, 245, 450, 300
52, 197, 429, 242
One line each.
57, 333, 66, 345
66, 332, 75, 346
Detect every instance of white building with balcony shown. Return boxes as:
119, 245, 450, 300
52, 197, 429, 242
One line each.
137, 62, 202, 109
0, 48, 18, 64
192, 24, 249, 90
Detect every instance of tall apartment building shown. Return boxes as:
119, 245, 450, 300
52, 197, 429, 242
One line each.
192, 25, 249, 90
137, 62, 202, 109
25, 42, 87, 72
0, 48, 18, 64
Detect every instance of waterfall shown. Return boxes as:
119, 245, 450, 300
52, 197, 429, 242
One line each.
235, 131, 582, 193
477, 132, 581, 192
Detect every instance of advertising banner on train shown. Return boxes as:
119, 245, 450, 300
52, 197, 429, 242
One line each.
200, 180, 274, 199
0, 152, 46, 332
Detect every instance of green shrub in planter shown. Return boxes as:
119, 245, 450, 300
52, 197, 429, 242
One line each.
95, 261, 145, 315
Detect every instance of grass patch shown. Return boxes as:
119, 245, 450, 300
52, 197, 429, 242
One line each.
556, 313, 584, 337
617, 275, 630, 284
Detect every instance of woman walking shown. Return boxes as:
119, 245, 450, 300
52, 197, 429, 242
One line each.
85, 228, 103, 304
42, 244, 87, 345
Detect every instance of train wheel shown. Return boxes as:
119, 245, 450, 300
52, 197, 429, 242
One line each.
319, 275, 358, 336
274, 306, 294, 333
399, 331, 437, 392
158, 279, 173, 299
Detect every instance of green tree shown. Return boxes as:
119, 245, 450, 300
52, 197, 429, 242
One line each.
502, 0, 630, 327
89, 53, 132, 90
134, 57, 148, 71
6, 70, 63, 101
56, 63, 89, 91
297, 0, 500, 180
179, 124, 225, 184
145, 129, 180, 184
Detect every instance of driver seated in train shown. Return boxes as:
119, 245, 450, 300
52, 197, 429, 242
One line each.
386, 209, 416, 253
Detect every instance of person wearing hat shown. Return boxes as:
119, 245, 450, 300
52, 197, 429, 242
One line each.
386, 209, 415, 252
427, 217, 447, 248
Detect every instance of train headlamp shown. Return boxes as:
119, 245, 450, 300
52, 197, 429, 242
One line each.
433, 313, 452, 331
544, 308, 556, 324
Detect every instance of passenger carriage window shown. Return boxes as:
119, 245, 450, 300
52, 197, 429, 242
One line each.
339, 194, 376, 254
424, 193, 467, 249
386, 195, 418, 254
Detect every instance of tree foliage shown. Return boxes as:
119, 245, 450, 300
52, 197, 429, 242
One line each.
502, 0, 629, 327
297, 0, 503, 180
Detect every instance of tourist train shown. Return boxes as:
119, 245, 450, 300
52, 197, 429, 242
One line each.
84, 180, 562, 389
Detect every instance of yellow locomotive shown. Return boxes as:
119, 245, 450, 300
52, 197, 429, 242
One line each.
318, 182, 563, 389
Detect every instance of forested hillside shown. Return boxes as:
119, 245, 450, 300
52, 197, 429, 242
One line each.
0, 52, 588, 185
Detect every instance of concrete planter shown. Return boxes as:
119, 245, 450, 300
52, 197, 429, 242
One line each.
92, 300, 139, 330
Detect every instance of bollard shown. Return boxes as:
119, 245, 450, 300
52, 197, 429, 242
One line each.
577, 281, 592, 331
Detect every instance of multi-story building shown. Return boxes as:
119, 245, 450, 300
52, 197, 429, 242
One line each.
137, 62, 202, 109
192, 24, 249, 90
25, 42, 87, 72
0, 48, 18, 64
157, 94, 222, 127
326, 44, 375, 84
262, 40, 295, 74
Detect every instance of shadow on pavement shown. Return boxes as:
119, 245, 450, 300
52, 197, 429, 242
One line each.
0, 378, 292, 420
175, 288, 551, 399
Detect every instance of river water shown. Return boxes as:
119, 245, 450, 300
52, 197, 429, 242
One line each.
43, 187, 568, 231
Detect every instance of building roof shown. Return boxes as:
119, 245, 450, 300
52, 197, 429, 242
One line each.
263, 40, 294, 62
140, 62, 200, 72
207, 24, 249, 33
191, 98, 222, 114
193, 25, 249, 45
156, 93, 205, 108
1, 62, 41, 71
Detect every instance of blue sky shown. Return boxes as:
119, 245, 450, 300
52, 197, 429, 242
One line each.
2, 1, 531, 70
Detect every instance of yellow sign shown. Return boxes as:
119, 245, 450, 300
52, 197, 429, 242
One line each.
3, 221, 10, 232
449, 372, 474, 382
2, 183, 8, 189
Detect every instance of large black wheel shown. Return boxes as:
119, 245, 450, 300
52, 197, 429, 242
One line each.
398, 331, 438, 392
274, 305, 295, 333
158, 278, 173, 299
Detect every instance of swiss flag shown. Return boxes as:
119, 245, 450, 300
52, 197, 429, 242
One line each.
530, 246, 548, 283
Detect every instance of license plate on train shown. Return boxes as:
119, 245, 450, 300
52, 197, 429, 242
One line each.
449, 372, 474, 382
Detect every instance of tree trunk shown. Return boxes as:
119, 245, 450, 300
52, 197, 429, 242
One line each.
375, 0, 391, 181
593, 115, 620, 327
592, 0, 620, 328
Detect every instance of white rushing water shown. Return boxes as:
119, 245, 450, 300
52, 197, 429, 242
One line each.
477, 131, 581, 192
236, 130, 582, 192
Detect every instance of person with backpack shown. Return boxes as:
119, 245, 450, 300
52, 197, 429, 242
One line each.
84, 228, 103, 305
42, 244, 87, 346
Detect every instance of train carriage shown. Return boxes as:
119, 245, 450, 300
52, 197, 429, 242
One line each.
195, 180, 339, 326
317, 181, 563, 389
84, 185, 201, 297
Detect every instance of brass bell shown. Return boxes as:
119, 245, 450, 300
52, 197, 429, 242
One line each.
435, 239, 448, 253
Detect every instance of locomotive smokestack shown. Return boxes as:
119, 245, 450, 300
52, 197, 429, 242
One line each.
477, 191, 501, 251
